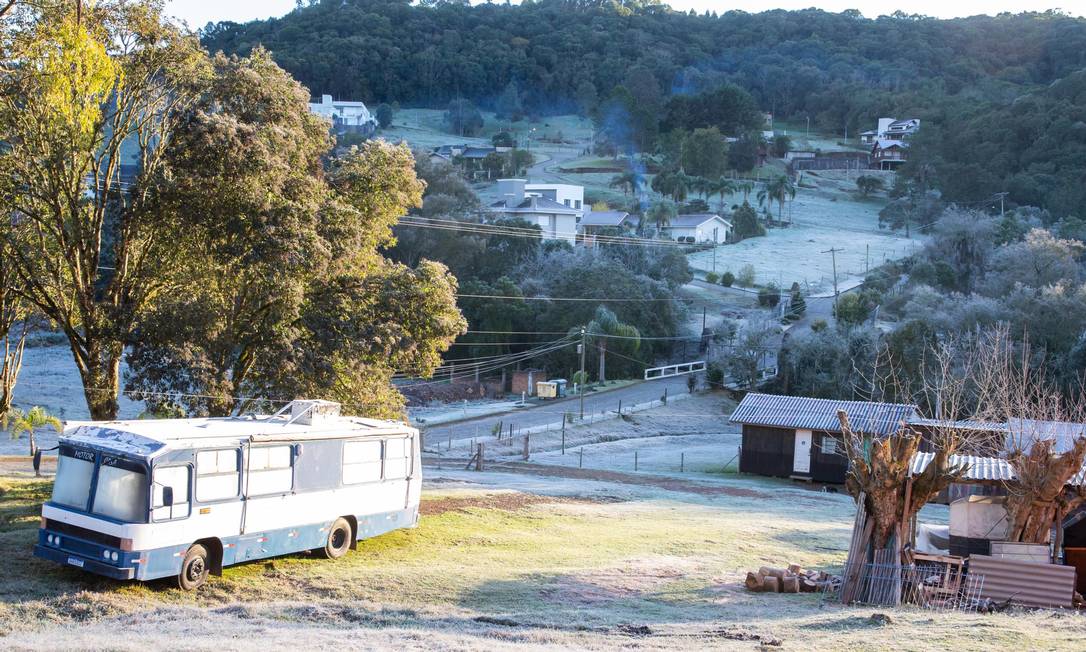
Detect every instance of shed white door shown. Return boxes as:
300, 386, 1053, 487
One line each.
793, 429, 812, 474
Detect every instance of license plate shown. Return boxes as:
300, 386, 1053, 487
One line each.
67, 557, 84, 568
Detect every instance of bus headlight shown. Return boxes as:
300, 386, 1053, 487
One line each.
102, 549, 109, 559
46, 534, 53, 545
110, 551, 118, 561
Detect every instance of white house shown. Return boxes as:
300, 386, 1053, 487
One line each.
876, 117, 920, 141
490, 179, 580, 243
664, 214, 732, 244
308, 94, 377, 133
525, 183, 585, 215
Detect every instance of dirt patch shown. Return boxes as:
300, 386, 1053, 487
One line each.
420, 492, 617, 516
489, 462, 767, 498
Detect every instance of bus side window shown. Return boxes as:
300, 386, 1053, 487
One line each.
196, 449, 240, 502
247, 446, 293, 495
152, 466, 191, 521
384, 437, 410, 480
342, 441, 381, 485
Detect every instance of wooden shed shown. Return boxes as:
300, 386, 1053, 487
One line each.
730, 393, 918, 484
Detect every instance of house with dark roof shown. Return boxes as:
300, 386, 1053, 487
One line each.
662, 214, 732, 244
872, 139, 909, 170
490, 178, 580, 243
730, 393, 918, 483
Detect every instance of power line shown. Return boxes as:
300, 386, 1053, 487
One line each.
397, 216, 696, 250
456, 293, 679, 303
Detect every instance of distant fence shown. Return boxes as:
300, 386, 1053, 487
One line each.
426, 388, 699, 453
644, 360, 706, 380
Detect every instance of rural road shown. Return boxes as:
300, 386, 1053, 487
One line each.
421, 375, 693, 442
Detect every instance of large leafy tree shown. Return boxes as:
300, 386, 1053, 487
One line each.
125, 49, 466, 418
0, 1, 210, 419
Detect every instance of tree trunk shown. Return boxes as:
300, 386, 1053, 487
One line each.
0, 322, 27, 423
598, 340, 606, 384
29, 430, 36, 458
76, 340, 124, 421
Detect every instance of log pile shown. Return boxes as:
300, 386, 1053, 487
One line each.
744, 564, 837, 594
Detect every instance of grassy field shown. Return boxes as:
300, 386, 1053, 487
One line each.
3, 426, 1085, 651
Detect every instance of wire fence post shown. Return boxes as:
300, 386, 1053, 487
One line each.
663, 388, 668, 405
634, 450, 639, 472
561, 419, 566, 455
522, 433, 530, 460
680, 452, 684, 473
618, 399, 622, 415
579, 448, 583, 468
448, 434, 452, 451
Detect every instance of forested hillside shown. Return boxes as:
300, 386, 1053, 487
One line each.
204, 1, 1086, 213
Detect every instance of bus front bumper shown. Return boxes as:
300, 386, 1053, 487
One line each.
34, 545, 136, 580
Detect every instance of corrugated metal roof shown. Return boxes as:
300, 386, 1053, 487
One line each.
969, 555, 1075, 608
1006, 418, 1086, 454
907, 417, 1008, 433
909, 452, 1017, 482
729, 393, 917, 435
911, 451, 1086, 487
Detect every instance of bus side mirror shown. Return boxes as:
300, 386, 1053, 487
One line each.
162, 486, 174, 507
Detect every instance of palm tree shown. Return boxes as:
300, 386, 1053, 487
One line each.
707, 177, 737, 212
669, 171, 692, 203
609, 170, 641, 198
8, 405, 62, 462
648, 201, 675, 233
737, 180, 755, 203
757, 175, 796, 224
584, 306, 640, 383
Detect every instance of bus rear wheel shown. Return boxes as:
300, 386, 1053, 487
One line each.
321, 518, 352, 559
178, 544, 209, 591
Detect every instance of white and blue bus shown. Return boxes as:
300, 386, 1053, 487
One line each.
34, 400, 421, 590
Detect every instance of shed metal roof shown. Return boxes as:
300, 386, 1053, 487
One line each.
910, 450, 1086, 487
730, 393, 917, 435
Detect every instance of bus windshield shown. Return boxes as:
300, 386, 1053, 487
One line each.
92, 462, 147, 522
51, 451, 148, 523
51, 453, 95, 510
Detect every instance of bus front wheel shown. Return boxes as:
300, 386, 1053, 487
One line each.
178, 544, 210, 591
321, 518, 352, 559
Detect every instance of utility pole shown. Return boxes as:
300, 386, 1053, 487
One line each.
865, 244, 869, 274
578, 326, 587, 420
822, 247, 842, 316
994, 191, 1008, 218
702, 307, 707, 332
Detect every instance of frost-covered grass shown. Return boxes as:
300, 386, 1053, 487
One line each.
0, 467, 1082, 650
687, 171, 919, 292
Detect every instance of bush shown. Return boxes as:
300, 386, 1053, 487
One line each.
720, 271, 735, 287
737, 264, 756, 287
706, 363, 725, 388
811, 319, 828, 332
758, 283, 781, 307
705, 271, 720, 284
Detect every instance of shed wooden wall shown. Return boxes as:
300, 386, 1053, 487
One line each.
740, 425, 795, 478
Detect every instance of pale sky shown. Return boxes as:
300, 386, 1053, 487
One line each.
166, 0, 1085, 28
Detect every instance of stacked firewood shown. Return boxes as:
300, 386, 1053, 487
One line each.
744, 564, 836, 594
